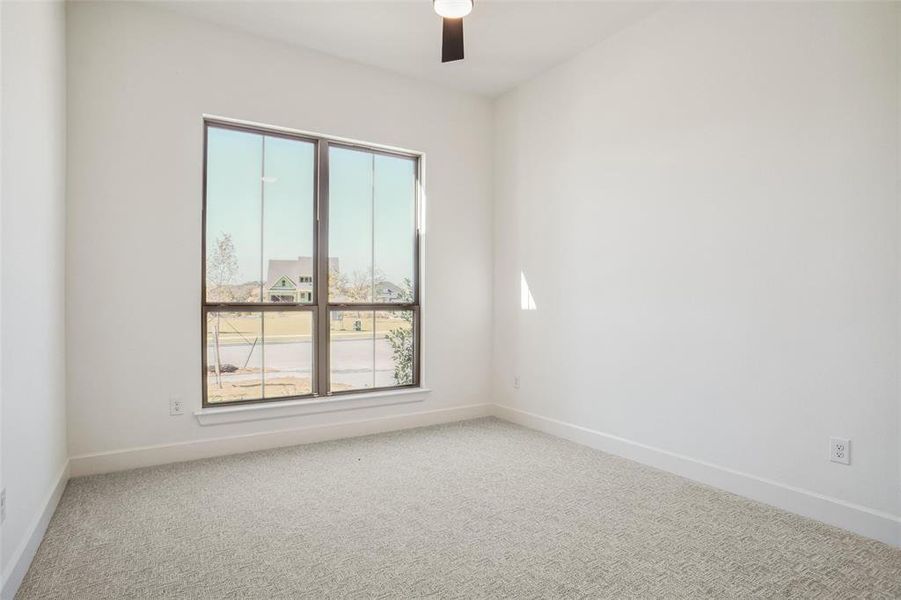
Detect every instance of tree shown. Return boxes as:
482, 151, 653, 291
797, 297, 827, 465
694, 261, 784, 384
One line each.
207, 233, 238, 302
384, 278, 414, 385
206, 233, 238, 388
331, 266, 388, 303
329, 266, 413, 383
328, 266, 348, 300
346, 269, 371, 302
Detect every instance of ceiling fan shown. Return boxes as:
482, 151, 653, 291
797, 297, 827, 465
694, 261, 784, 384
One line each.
433, 0, 472, 63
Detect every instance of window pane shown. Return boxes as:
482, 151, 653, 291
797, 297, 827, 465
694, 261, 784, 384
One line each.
329, 148, 416, 303
263, 136, 316, 304
375, 310, 415, 387
329, 148, 373, 302
329, 309, 414, 392
374, 155, 416, 303
206, 312, 262, 403
329, 309, 374, 391
263, 311, 313, 399
206, 128, 263, 303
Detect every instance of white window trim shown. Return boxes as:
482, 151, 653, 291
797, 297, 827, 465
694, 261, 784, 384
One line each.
194, 387, 431, 426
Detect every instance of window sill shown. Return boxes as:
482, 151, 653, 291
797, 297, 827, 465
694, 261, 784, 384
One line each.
194, 387, 431, 426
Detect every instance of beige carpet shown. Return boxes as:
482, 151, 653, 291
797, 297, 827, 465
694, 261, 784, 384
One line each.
16, 418, 901, 599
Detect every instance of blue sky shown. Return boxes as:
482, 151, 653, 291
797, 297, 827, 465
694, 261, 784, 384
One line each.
206, 126, 415, 296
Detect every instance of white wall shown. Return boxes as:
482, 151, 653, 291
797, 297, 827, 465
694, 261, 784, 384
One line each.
0, 0, 68, 591
65, 2, 493, 459
494, 0, 900, 531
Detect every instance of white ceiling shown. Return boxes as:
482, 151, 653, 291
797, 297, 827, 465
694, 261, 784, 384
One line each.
156, 1, 662, 97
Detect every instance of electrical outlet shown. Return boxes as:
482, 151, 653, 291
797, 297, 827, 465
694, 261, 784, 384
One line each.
513, 376, 520, 390
830, 437, 850, 465
169, 397, 184, 416
1, 488, 6, 524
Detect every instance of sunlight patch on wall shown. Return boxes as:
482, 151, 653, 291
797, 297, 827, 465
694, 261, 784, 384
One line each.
520, 271, 537, 311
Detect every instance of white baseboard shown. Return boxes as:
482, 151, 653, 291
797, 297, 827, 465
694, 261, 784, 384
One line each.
1, 460, 70, 600
492, 404, 901, 548
70, 403, 493, 477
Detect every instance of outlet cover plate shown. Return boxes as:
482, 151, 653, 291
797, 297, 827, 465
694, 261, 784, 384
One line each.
830, 437, 850, 465
169, 397, 185, 416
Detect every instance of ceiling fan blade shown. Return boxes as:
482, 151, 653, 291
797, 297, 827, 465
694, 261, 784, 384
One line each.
442, 17, 464, 63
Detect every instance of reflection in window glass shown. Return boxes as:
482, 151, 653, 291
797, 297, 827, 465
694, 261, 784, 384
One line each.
263, 312, 313, 398
206, 312, 262, 403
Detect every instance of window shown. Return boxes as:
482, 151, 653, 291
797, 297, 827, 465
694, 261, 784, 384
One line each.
203, 120, 421, 406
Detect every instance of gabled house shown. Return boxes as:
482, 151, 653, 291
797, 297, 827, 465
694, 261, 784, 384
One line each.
266, 257, 405, 303
375, 280, 406, 302
265, 257, 337, 302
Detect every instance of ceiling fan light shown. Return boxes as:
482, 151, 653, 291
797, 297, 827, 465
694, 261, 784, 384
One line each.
433, 0, 472, 19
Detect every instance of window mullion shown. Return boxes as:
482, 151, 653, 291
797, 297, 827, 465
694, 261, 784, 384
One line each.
316, 140, 331, 396
259, 136, 266, 397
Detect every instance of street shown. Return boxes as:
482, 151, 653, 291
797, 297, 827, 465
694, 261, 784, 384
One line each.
213, 336, 400, 390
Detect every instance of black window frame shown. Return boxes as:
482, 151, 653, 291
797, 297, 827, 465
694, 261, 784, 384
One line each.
201, 118, 422, 408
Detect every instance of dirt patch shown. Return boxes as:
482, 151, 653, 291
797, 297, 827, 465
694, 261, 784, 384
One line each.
206, 374, 352, 404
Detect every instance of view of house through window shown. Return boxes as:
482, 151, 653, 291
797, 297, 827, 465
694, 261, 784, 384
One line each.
203, 121, 419, 405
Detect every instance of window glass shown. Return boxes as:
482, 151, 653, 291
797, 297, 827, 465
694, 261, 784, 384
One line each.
329, 309, 415, 392
263, 312, 314, 399
262, 136, 316, 304
329, 148, 373, 302
329, 148, 416, 303
204, 124, 420, 405
374, 155, 416, 302
329, 309, 374, 392
375, 310, 415, 387
206, 311, 262, 403
205, 128, 262, 302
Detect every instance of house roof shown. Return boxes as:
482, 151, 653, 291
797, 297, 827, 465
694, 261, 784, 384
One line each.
265, 257, 338, 290
375, 281, 403, 295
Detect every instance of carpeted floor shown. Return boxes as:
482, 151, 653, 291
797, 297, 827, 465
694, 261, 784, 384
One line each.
16, 418, 901, 599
